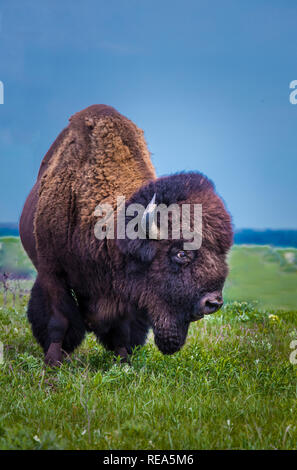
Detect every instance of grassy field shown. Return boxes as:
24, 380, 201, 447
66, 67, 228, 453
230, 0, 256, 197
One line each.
225, 245, 297, 310
0, 300, 296, 449
0, 240, 297, 449
0, 237, 35, 279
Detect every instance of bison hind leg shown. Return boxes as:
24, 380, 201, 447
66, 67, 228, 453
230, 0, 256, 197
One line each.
27, 276, 51, 353
27, 277, 86, 356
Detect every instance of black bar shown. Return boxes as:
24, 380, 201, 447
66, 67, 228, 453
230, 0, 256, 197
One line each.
0, 450, 296, 466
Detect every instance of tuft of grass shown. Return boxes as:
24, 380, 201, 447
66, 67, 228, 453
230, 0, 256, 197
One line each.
0, 300, 297, 450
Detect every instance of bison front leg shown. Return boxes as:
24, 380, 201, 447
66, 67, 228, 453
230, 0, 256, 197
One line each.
96, 310, 150, 362
97, 318, 131, 363
129, 308, 150, 351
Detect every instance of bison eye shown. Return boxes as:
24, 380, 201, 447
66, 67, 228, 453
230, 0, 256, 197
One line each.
173, 250, 190, 265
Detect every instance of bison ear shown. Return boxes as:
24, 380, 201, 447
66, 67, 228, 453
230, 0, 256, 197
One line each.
116, 238, 157, 263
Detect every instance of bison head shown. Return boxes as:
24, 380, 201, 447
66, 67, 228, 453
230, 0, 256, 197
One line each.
115, 172, 233, 355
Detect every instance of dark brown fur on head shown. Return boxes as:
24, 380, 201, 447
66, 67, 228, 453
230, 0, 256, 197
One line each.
20, 104, 233, 365
114, 172, 233, 354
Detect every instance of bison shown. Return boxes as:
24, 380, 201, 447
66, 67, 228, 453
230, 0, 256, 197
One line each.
20, 104, 233, 366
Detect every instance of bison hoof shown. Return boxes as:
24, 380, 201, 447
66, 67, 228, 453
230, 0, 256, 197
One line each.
114, 346, 130, 364
44, 342, 63, 367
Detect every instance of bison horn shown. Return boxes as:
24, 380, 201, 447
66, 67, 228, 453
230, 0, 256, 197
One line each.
141, 193, 159, 239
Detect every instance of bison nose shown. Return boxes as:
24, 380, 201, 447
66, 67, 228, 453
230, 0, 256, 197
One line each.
191, 291, 223, 320
200, 291, 223, 315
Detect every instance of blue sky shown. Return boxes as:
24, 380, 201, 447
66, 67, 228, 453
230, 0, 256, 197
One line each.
0, 0, 297, 228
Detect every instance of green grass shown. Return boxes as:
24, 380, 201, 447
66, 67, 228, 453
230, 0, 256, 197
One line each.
0, 299, 297, 450
1, 241, 297, 449
0, 237, 35, 278
225, 245, 297, 310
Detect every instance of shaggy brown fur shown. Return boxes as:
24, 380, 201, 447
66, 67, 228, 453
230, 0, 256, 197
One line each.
20, 104, 233, 366
35, 104, 156, 254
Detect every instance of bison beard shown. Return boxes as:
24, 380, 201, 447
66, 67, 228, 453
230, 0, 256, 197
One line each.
153, 315, 190, 355
19, 104, 233, 366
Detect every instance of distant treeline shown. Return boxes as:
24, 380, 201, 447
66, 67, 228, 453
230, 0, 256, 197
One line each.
1, 224, 297, 248
234, 229, 297, 248
0, 223, 19, 237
